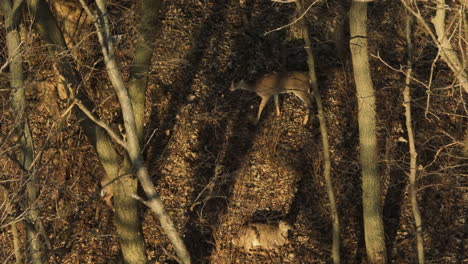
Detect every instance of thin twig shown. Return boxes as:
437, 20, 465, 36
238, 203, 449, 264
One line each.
74, 100, 126, 148
271, 0, 297, 3
86, 1, 192, 263
417, 184, 468, 192
27, 101, 76, 171
264, 0, 321, 36
100, 172, 132, 193
370, 53, 429, 88
142, 128, 158, 153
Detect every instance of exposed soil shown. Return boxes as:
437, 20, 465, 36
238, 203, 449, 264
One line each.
0, 0, 466, 263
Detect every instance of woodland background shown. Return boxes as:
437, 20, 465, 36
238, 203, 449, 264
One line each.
0, 0, 466, 263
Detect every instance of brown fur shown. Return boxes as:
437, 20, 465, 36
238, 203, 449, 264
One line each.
232, 221, 291, 253
230, 71, 313, 124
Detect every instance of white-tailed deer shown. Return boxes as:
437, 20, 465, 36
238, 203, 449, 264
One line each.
230, 71, 313, 125
232, 221, 291, 254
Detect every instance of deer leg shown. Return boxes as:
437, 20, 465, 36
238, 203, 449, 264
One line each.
295, 92, 313, 125
303, 108, 310, 125
274, 94, 281, 116
257, 96, 270, 123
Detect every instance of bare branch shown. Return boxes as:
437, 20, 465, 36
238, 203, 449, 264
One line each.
295, 0, 340, 263
270, 0, 297, 3
370, 53, 429, 89
74, 100, 126, 148
86, 1, 192, 263
401, 0, 468, 93
264, 0, 321, 36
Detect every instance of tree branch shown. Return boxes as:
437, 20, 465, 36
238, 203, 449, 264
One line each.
403, 11, 425, 264
295, 1, 340, 263
401, 0, 468, 93
83, 1, 192, 263
74, 100, 126, 148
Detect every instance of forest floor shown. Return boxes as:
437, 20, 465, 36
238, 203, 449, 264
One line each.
0, 0, 466, 263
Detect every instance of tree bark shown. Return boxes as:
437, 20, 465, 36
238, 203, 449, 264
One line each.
400, 0, 468, 93
431, 0, 468, 93
2, 0, 44, 263
403, 12, 425, 264
128, 0, 161, 139
295, 1, 340, 263
82, 0, 191, 263
112, 1, 162, 261
11, 222, 22, 264
25, 1, 148, 263
110, 0, 163, 262
349, 2, 387, 263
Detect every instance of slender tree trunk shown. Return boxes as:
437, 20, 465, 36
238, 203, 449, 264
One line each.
431, 0, 468, 93
112, 1, 162, 262
128, 0, 161, 139
82, 1, 191, 262
110, 0, 163, 262
25, 1, 148, 263
78, 0, 191, 262
403, 12, 425, 264
401, 0, 468, 93
11, 223, 22, 264
295, 1, 340, 263
349, 2, 387, 263
2, 1, 44, 263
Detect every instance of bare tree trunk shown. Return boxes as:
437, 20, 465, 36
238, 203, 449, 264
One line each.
403, 12, 425, 264
11, 223, 22, 264
112, 1, 162, 262
80, 1, 191, 263
2, 1, 44, 263
128, 0, 161, 138
431, 0, 468, 93
111, 160, 147, 264
25, 1, 149, 263
349, 2, 387, 263
401, 0, 468, 93
295, 1, 340, 263
106, 0, 163, 262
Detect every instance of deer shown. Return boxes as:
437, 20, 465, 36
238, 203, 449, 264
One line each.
232, 221, 292, 255
230, 71, 313, 125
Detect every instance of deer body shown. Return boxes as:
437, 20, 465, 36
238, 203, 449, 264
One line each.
230, 71, 313, 124
232, 221, 291, 253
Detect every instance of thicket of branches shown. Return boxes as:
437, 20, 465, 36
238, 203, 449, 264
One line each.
0, 0, 466, 263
